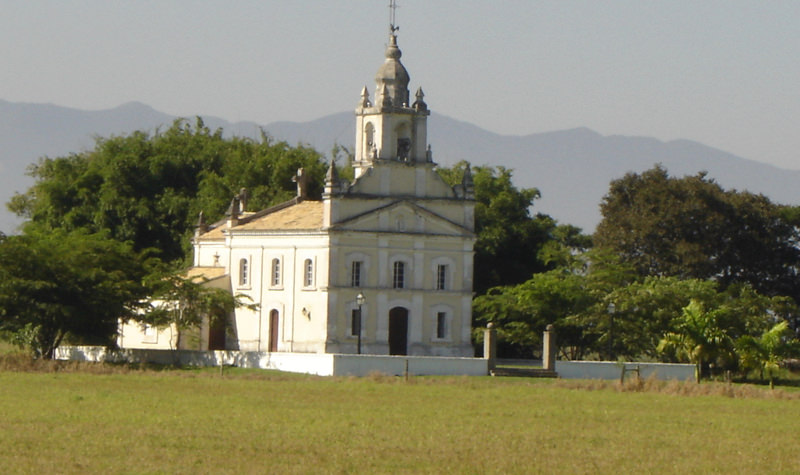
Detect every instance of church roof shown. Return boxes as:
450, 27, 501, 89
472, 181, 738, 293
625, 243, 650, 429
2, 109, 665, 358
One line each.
198, 200, 324, 239
237, 200, 324, 232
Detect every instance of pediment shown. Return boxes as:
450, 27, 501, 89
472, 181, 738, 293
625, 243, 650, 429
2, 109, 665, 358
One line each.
348, 162, 456, 199
332, 201, 471, 237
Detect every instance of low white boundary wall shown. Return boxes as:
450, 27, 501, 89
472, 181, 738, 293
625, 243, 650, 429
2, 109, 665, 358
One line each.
55, 346, 488, 377
556, 360, 696, 382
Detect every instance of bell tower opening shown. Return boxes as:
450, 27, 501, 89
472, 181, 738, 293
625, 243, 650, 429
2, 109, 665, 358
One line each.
352, 5, 431, 177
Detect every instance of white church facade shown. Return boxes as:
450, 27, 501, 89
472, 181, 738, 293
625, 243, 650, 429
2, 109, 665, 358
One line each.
119, 27, 476, 357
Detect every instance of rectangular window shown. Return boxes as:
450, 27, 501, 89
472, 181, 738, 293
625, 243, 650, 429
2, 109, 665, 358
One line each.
392, 261, 405, 289
436, 264, 448, 290
304, 259, 314, 287
437, 312, 447, 339
351, 261, 362, 287
142, 324, 158, 344
351, 309, 361, 337
271, 258, 281, 286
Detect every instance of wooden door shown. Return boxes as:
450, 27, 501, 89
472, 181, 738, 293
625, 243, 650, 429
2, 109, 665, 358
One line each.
388, 307, 408, 356
269, 310, 280, 352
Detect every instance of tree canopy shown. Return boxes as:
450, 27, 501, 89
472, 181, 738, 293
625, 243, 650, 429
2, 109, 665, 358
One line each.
594, 165, 800, 303
438, 162, 590, 293
9, 119, 326, 264
0, 228, 150, 358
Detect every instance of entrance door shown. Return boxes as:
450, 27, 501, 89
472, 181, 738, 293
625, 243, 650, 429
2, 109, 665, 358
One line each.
208, 316, 226, 350
269, 310, 280, 352
388, 307, 408, 356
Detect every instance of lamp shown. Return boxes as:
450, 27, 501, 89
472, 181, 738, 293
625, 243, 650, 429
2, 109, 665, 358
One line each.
356, 292, 366, 355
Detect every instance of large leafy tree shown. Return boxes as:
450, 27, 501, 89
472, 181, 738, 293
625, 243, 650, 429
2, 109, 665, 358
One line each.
0, 228, 150, 358
9, 119, 326, 264
594, 165, 800, 303
474, 268, 595, 359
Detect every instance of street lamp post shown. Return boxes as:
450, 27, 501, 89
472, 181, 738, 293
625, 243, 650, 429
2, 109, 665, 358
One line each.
607, 302, 615, 361
356, 292, 366, 355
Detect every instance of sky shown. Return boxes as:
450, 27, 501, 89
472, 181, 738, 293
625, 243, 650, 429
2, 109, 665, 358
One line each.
2, 0, 799, 170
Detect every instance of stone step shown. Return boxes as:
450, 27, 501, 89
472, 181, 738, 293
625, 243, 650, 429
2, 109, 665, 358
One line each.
490, 367, 558, 378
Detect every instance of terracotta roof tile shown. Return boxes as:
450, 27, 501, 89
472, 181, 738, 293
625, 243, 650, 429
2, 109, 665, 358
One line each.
198, 200, 324, 239
237, 200, 323, 231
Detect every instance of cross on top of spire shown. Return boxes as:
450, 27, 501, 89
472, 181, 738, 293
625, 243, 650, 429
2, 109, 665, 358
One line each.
389, 0, 399, 34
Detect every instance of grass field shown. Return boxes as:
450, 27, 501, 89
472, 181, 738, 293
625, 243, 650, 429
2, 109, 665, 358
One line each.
1, 361, 799, 474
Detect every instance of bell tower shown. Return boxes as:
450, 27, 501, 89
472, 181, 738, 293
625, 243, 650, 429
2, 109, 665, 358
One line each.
353, 9, 431, 178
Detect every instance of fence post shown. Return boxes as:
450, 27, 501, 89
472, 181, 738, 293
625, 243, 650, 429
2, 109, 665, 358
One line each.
484, 323, 496, 372
543, 324, 556, 372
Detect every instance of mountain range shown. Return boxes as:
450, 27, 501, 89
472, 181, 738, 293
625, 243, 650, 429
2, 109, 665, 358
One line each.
2, 99, 799, 234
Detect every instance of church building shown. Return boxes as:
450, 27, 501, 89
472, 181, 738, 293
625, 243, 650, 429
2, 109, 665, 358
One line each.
119, 23, 476, 357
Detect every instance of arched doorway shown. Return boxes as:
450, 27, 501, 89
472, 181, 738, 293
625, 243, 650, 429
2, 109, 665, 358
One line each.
388, 307, 408, 356
269, 310, 280, 352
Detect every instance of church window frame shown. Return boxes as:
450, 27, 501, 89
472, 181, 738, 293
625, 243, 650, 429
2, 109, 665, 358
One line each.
270, 258, 282, 289
431, 305, 454, 342
431, 257, 456, 291
436, 264, 448, 290
346, 252, 370, 289
436, 312, 447, 339
303, 258, 315, 288
238, 257, 250, 288
351, 260, 363, 287
350, 308, 361, 337
364, 122, 375, 157
392, 261, 406, 289
347, 298, 368, 339
394, 122, 411, 161
142, 324, 158, 344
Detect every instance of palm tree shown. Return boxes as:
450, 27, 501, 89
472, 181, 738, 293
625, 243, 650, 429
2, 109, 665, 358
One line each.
736, 321, 797, 389
658, 300, 732, 382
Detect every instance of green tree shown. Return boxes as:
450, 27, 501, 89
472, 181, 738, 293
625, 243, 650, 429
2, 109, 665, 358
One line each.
0, 229, 149, 358
142, 274, 258, 351
595, 166, 800, 304
9, 119, 326, 264
438, 162, 590, 293
587, 276, 719, 360
474, 268, 595, 358
658, 300, 735, 381
736, 321, 798, 388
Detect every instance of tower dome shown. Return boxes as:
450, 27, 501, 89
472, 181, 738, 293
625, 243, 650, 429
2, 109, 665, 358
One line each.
375, 33, 410, 108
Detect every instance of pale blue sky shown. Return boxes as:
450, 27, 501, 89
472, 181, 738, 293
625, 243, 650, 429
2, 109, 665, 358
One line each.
2, 1, 798, 169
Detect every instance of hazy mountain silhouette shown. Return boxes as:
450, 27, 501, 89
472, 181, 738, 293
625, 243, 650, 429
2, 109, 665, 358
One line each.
2, 99, 798, 234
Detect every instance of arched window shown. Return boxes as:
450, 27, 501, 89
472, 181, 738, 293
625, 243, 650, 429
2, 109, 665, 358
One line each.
238, 258, 249, 287
271, 258, 281, 287
392, 261, 405, 289
304, 258, 314, 287
364, 122, 375, 155
395, 122, 411, 160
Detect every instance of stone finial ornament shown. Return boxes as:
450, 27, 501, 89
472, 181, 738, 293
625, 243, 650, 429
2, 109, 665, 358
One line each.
293, 168, 310, 199
359, 86, 372, 108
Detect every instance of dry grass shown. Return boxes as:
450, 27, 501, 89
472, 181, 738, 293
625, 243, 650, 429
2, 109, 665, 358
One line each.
554, 373, 800, 400
2, 359, 800, 473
